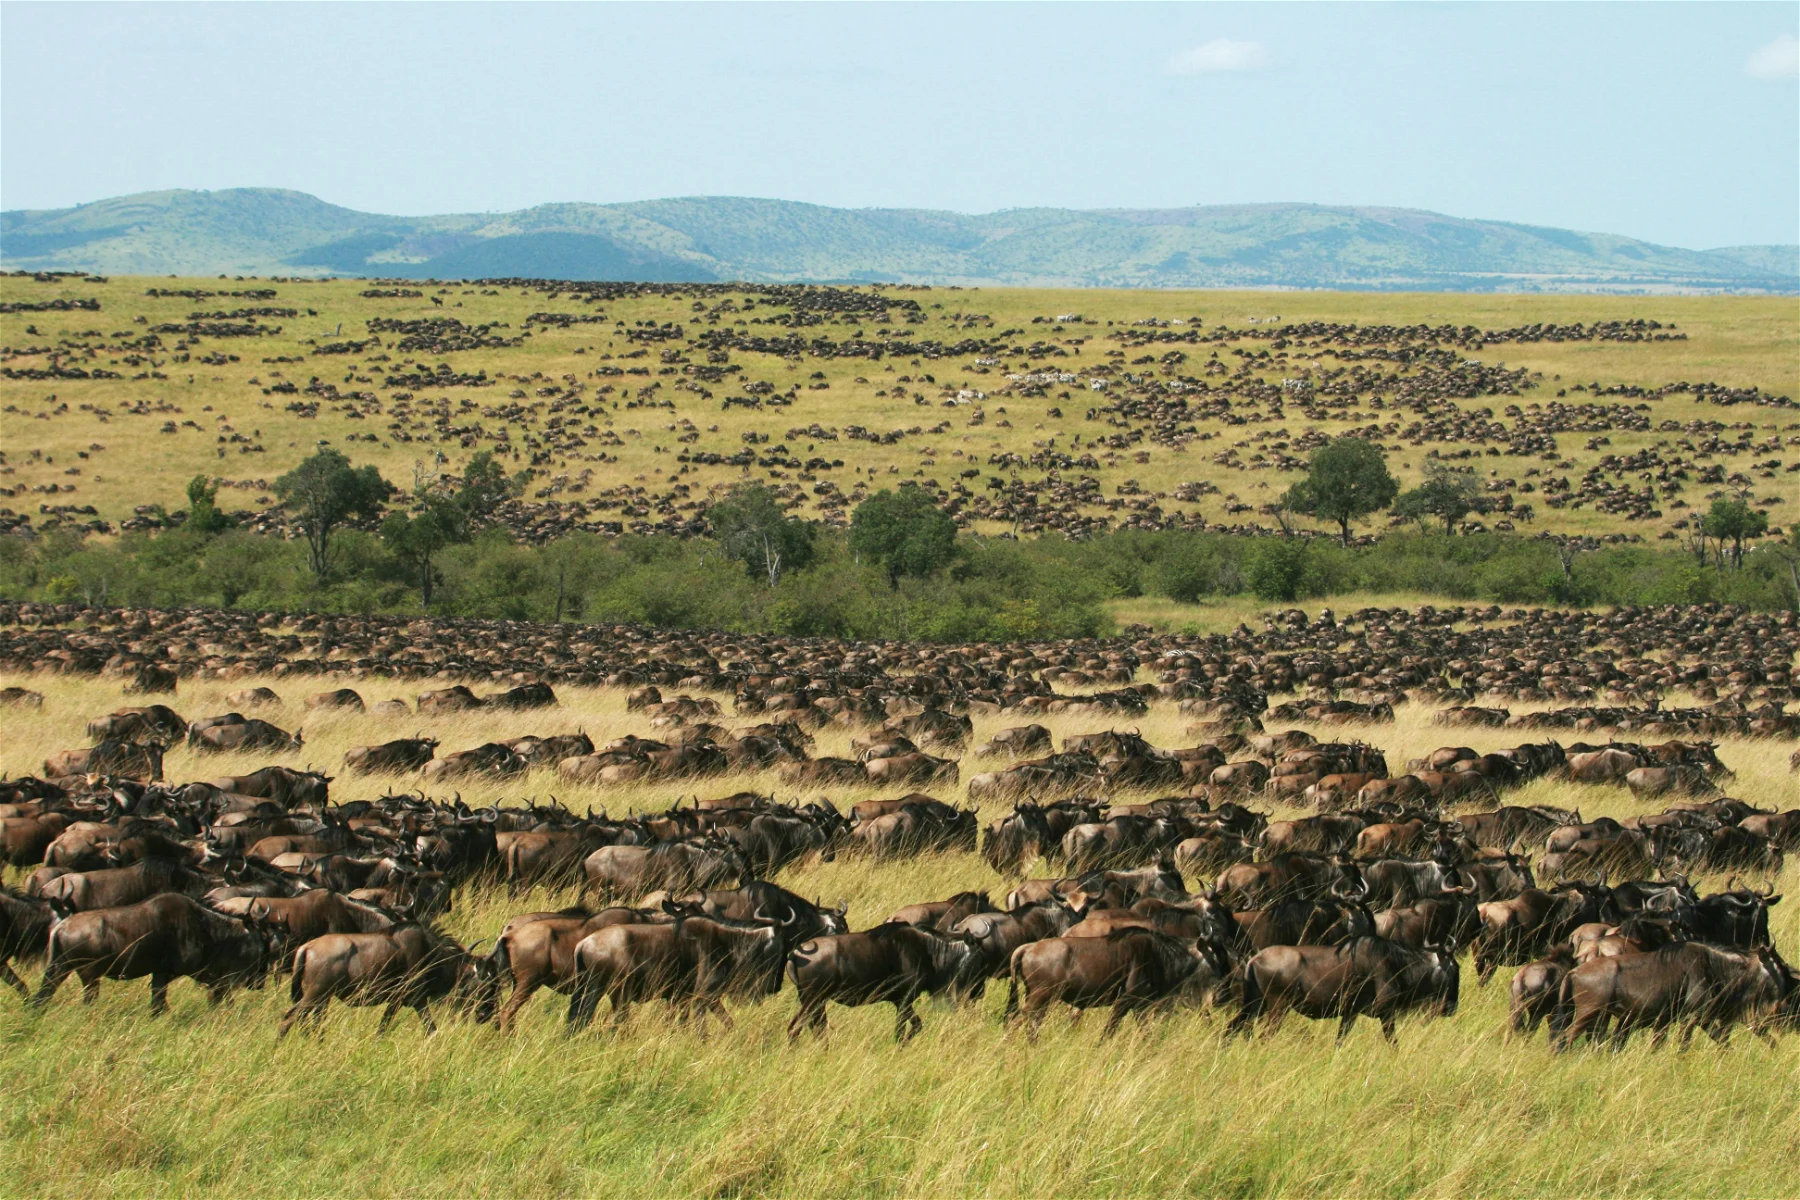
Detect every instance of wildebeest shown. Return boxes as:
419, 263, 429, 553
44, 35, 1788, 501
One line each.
190, 719, 303, 754
583, 839, 746, 901
43, 739, 165, 780
1005, 928, 1211, 1041
1550, 942, 1787, 1050
279, 923, 494, 1036
1227, 936, 1460, 1043
31, 893, 271, 1014
204, 765, 330, 808
1508, 948, 1575, 1038
305, 688, 365, 712
36, 857, 206, 915
567, 908, 787, 1031
787, 923, 988, 1041
87, 704, 188, 745
0, 887, 52, 995
343, 737, 440, 774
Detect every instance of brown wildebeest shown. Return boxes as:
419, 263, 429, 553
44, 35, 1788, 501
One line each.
87, 705, 188, 745
417, 685, 484, 713
566, 909, 787, 1031
343, 737, 439, 774
1508, 947, 1575, 1038
583, 839, 746, 902
487, 906, 662, 1030
43, 739, 165, 780
227, 687, 282, 708
1564, 748, 1640, 784
279, 924, 495, 1036
191, 720, 302, 754
863, 752, 959, 788
1005, 928, 1208, 1041
1549, 942, 1786, 1050
204, 766, 330, 808
485, 682, 558, 710
974, 724, 1052, 758
1226, 936, 1460, 1043
953, 900, 1083, 977
0, 687, 44, 707
1625, 765, 1716, 800
36, 857, 206, 914
0, 887, 52, 995
306, 688, 365, 712
31, 893, 270, 1014
786, 924, 987, 1041
886, 891, 997, 932
423, 743, 530, 781
1, 812, 71, 867
233, 891, 397, 965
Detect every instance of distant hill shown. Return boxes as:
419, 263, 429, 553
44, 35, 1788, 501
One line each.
3, 187, 1794, 292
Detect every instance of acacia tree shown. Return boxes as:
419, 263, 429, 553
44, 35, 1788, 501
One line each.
1393, 463, 1488, 535
184, 474, 230, 535
1283, 438, 1399, 546
707, 482, 816, 588
381, 491, 467, 606
850, 484, 958, 586
273, 449, 392, 581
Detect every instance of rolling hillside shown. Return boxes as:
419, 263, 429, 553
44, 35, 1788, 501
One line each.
2, 188, 1794, 293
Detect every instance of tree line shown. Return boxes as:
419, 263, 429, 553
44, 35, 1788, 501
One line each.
2, 442, 1794, 638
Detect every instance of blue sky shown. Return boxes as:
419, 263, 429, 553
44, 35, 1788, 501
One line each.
2, 2, 1795, 249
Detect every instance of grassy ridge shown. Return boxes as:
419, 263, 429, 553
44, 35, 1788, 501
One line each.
1, 673, 1796, 1197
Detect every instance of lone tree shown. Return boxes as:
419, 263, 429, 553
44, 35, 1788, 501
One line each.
850, 484, 958, 586
455, 450, 523, 525
1394, 463, 1488, 535
1283, 437, 1399, 546
1703, 496, 1769, 569
382, 491, 467, 606
273, 448, 391, 581
708, 482, 816, 588
184, 474, 230, 535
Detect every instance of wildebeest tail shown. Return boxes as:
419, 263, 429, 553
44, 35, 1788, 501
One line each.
1547, 969, 1575, 1041
487, 935, 511, 976
289, 948, 308, 1003
1004, 944, 1028, 1020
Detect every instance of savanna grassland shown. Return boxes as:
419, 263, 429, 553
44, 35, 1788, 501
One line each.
0, 668, 1796, 1199
2, 274, 1796, 546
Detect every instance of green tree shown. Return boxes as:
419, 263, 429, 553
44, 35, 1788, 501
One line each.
272, 449, 392, 581
1393, 463, 1488, 535
382, 492, 468, 606
185, 475, 230, 535
849, 485, 959, 586
1703, 497, 1769, 569
1245, 538, 1310, 601
707, 482, 816, 588
1283, 438, 1400, 546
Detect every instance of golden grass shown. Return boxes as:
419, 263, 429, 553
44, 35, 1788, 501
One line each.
1, 670, 1797, 1197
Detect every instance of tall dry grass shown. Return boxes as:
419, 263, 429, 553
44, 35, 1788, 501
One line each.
1, 669, 1797, 1197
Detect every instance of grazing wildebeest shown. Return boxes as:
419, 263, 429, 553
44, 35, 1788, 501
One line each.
43, 739, 165, 780
305, 688, 365, 712
787, 923, 987, 1042
1005, 928, 1209, 1041
31, 893, 271, 1014
191, 719, 303, 754
87, 705, 188, 745
1227, 936, 1460, 1043
204, 766, 330, 808
279, 923, 495, 1036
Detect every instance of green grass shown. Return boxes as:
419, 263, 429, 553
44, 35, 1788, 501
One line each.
1, 672, 1796, 1197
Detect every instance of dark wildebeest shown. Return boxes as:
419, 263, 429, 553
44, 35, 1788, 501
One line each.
343, 738, 440, 775
1236, 891, 1376, 952
0, 887, 52, 996
1550, 942, 1787, 1050
31, 893, 270, 1014
1005, 928, 1209, 1041
952, 899, 1082, 977
1472, 884, 1615, 982
1227, 936, 1460, 1043
232, 891, 398, 967
417, 685, 484, 713
87, 705, 188, 745
279, 924, 495, 1036
486, 905, 668, 1030
305, 688, 365, 712
1, 812, 71, 867
683, 882, 849, 944
1215, 853, 1363, 908
485, 682, 558, 710
787, 923, 987, 1042
1374, 894, 1482, 952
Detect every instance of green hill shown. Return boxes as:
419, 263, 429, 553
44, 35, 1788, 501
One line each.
3, 187, 1793, 292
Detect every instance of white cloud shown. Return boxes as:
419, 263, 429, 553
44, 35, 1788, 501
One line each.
1168, 39, 1269, 75
1745, 33, 1799, 79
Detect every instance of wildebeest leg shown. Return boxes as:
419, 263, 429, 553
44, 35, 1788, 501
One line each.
786, 997, 825, 1041
1335, 1012, 1358, 1044
498, 978, 540, 1032
894, 998, 921, 1043
1, 960, 30, 998
1378, 1016, 1398, 1046
413, 1002, 437, 1035
1102, 999, 1134, 1038
148, 975, 171, 1017
565, 979, 599, 1032
29, 958, 71, 1009
377, 1000, 404, 1033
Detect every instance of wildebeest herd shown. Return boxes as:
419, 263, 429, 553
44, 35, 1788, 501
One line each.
3, 599, 1796, 1051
